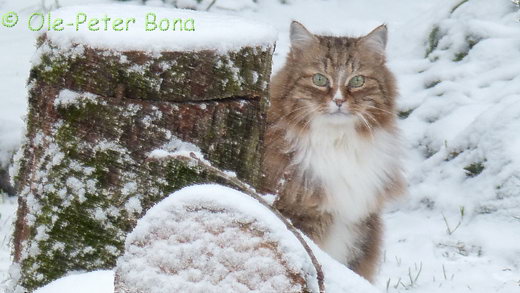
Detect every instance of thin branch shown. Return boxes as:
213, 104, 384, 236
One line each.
442, 207, 464, 235
206, 0, 217, 11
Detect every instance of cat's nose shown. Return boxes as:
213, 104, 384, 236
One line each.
334, 98, 345, 107
333, 88, 345, 107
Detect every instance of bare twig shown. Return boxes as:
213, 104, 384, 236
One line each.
393, 277, 401, 289
408, 262, 423, 286
442, 207, 465, 235
206, 0, 217, 11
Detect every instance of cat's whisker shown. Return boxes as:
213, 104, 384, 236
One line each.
286, 106, 319, 141
356, 112, 375, 140
285, 112, 313, 128
284, 106, 317, 127
300, 115, 314, 133
364, 104, 394, 116
273, 104, 314, 128
290, 113, 315, 141
361, 111, 379, 125
286, 104, 313, 115
283, 103, 314, 119
363, 112, 382, 129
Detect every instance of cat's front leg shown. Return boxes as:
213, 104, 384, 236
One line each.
347, 213, 382, 283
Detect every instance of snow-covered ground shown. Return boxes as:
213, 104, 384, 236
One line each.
1, 0, 520, 292
0, 195, 17, 288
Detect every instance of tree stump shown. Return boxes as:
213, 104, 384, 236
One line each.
10, 5, 276, 292
114, 185, 314, 293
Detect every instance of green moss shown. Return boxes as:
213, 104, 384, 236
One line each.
426, 26, 441, 57
464, 161, 485, 177
89, 150, 121, 188
445, 150, 462, 161
398, 108, 414, 119
31, 54, 70, 85
422, 145, 437, 159
467, 37, 479, 50
453, 50, 467, 62
12, 156, 28, 191
20, 187, 125, 289
425, 80, 441, 89
31, 41, 273, 102
453, 35, 480, 62
453, 52, 467, 62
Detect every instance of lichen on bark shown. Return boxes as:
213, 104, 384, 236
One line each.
30, 35, 272, 103
11, 33, 274, 292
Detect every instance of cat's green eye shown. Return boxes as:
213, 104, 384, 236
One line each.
348, 75, 365, 88
312, 73, 329, 87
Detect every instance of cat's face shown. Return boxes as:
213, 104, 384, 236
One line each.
276, 22, 397, 133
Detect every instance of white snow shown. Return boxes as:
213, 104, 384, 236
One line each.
148, 136, 202, 159
147, 135, 214, 168
0, 195, 18, 285
115, 184, 321, 293
0, 8, 34, 169
33, 270, 114, 293
1, 0, 520, 292
54, 89, 99, 107
305, 235, 379, 293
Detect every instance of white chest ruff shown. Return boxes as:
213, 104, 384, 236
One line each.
288, 116, 400, 263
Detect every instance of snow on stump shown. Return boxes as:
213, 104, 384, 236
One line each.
10, 4, 276, 292
114, 185, 313, 293
113, 185, 380, 293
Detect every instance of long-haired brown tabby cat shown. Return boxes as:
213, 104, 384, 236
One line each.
262, 21, 405, 282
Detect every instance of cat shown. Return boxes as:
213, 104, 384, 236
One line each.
261, 21, 405, 282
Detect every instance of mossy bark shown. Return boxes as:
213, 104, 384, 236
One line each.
12, 34, 274, 291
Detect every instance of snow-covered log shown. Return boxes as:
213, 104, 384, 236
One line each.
113, 185, 379, 293
114, 185, 314, 293
29, 186, 380, 293
10, 4, 276, 292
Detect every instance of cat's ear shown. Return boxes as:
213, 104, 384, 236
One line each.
290, 21, 317, 50
360, 24, 388, 56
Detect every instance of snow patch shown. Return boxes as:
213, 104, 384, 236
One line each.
54, 89, 100, 108
147, 136, 208, 164
33, 270, 114, 293
115, 184, 319, 292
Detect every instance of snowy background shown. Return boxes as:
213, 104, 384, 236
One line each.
1, 0, 520, 292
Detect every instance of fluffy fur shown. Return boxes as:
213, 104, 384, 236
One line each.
262, 21, 405, 282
